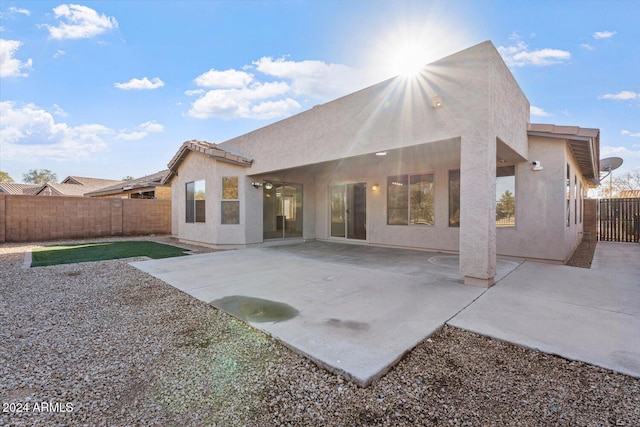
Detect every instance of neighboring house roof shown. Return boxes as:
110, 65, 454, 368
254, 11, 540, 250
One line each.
528, 123, 600, 185
61, 176, 122, 188
34, 176, 124, 196
164, 140, 253, 184
35, 182, 94, 196
618, 190, 640, 198
0, 183, 42, 195
85, 170, 170, 197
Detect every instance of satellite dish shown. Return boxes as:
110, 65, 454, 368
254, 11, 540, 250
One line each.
599, 157, 623, 193
600, 157, 623, 173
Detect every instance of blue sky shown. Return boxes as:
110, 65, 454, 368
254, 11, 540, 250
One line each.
1, 0, 639, 183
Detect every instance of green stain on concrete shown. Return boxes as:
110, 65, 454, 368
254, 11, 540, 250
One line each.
211, 295, 299, 323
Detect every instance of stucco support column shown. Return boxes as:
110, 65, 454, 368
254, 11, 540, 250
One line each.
459, 133, 497, 287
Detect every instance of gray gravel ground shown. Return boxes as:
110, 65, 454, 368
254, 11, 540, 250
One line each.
1, 237, 639, 426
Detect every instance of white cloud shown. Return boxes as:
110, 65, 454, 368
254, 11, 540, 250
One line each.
194, 68, 253, 88
45, 4, 118, 40
621, 130, 640, 138
0, 38, 33, 77
250, 99, 302, 120
0, 100, 110, 161
139, 121, 164, 133
117, 120, 164, 140
116, 131, 147, 141
580, 43, 595, 51
52, 104, 68, 117
8, 7, 31, 16
189, 82, 294, 119
530, 106, 551, 117
53, 49, 66, 58
600, 145, 640, 159
253, 56, 362, 100
599, 91, 639, 100
187, 57, 362, 120
498, 38, 570, 67
593, 31, 616, 40
185, 89, 205, 96
114, 76, 164, 90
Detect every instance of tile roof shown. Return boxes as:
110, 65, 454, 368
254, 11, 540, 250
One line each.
84, 170, 169, 196
61, 176, 122, 188
618, 190, 640, 198
0, 183, 42, 195
164, 140, 253, 184
35, 183, 93, 196
528, 123, 600, 185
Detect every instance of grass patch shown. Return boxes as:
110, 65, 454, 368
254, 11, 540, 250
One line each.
31, 241, 188, 267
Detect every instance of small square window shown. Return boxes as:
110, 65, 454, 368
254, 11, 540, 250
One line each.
221, 201, 240, 224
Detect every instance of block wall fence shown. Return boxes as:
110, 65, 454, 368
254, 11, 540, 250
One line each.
0, 194, 171, 243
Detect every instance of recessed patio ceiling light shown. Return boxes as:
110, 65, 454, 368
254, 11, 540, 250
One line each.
376, 151, 388, 156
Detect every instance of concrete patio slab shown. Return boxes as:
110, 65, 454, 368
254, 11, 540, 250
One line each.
450, 242, 640, 378
131, 240, 639, 384
131, 242, 520, 385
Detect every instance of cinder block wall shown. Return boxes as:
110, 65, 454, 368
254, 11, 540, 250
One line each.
122, 198, 172, 235
584, 199, 597, 236
0, 194, 171, 243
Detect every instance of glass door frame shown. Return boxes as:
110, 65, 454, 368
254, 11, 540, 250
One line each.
329, 182, 367, 241
263, 181, 303, 240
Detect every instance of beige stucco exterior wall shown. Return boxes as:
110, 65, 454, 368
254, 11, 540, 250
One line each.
216, 41, 530, 285
564, 144, 587, 260
495, 137, 588, 263
166, 42, 596, 270
170, 151, 253, 247
496, 137, 566, 261
307, 139, 461, 251
154, 186, 172, 200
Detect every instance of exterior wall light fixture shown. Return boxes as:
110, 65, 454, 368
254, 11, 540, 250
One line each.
372, 184, 379, 191
264, 182, 274, 190
431, 95, 442, 108
251, 182, 263, 188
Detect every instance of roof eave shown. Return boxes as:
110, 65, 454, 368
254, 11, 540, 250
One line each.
164, 140, 253, 184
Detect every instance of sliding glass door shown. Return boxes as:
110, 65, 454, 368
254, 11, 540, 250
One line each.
263, 182, 303, 240
330, 183, 366, 240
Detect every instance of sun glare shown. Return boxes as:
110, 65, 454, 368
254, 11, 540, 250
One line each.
361, 10, 472, 81
392, 43, 429, 76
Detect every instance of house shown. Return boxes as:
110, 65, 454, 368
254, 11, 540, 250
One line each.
84, 170, 171, 199
35, 176, 122, 197
0, 183, 41, 195
163, 41, 600, 287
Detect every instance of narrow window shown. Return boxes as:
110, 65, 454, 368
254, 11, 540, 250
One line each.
566, 164, 571, 227
387, 175, 408, 225
186, 180, 205, 223
574, 175, 578, 224
579, 182, 583, 223
496, 166, 516, 227
449, 170, 460, 227
221, 176, 239, 224
410, 174, 435, 225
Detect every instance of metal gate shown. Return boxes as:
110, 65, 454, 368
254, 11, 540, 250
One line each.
598, 198, 640, 242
